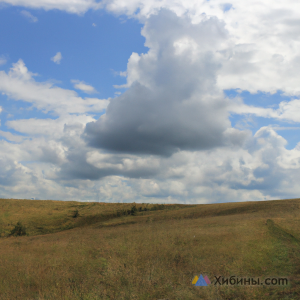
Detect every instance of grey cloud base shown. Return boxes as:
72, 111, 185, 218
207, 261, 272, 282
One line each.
84, 84, 230, 156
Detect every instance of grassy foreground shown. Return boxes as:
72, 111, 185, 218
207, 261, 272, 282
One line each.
0, 198, 300, 299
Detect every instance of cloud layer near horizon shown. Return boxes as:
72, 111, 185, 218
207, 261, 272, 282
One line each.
1, 1, 300, 203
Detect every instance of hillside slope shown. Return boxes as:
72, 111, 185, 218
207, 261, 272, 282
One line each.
0, 198, 299, 299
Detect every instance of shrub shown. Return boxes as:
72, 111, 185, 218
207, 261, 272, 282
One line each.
151, 205, 158, 211
72, 209, 79, 218
130, 204, 137, 216
9, 221, 27, 236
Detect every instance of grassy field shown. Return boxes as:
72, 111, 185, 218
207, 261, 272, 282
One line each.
0, 198, 300, 299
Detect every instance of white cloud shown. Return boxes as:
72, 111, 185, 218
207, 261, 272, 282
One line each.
229, 97, 300, 123
0, 59, 109, 116
101, 0, 300, 96
71, 80, 97, 94
6, 115, 94, 138
20, 10, 38, 22
51, 52, 62, 64
0, 130, 25, 142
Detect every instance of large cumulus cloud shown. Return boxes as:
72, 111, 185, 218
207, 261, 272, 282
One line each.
84, 10, 240, 156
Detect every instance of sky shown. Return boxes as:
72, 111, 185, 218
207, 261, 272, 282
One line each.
1, 1, 300, 203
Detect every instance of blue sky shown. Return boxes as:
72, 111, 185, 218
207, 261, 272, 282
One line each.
226, 90, 300, 150
0, 6, 147, 119
1, 0, 300, 203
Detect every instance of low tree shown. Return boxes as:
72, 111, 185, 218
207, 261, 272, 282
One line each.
9, 222, 27, 236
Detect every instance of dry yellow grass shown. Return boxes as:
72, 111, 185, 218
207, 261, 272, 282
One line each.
0, 198, 300, 299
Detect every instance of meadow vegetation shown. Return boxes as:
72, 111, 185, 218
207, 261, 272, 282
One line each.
0, 198, 300, 299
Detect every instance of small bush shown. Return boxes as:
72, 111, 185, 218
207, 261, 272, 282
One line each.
9, 221, 27, 236
130, 204, 137, 216
72, 209, 79, 218
151, 205, 158, 211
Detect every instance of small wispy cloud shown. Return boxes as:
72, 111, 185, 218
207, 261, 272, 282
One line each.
21, 10, 38, 23
51, 52, 62, 64
71, 80, 97, 94
0, 55, 7, 66
111, 69, 127, 77
92, 23, 96, 27
119, 71, 127, 77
